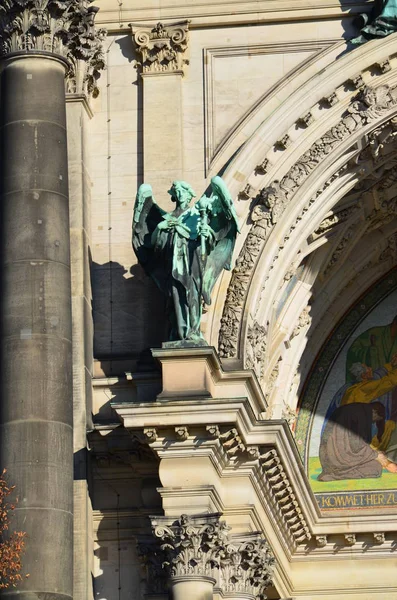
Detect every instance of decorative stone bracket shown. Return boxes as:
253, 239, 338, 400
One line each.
130, 20, 190, 76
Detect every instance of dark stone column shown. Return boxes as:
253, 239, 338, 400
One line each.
0, 52, 73, 600
0, 2, 104, 599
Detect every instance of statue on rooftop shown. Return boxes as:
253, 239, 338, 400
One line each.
352, 0, 397, 44
132, 177, 239, 347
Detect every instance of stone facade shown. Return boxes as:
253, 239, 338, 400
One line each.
2, 0, 397, 599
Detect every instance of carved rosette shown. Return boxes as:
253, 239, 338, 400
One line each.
131, 21, 189, 76
0, 0, 106, 96
218, 533, 275, 599
152, 513, 230, 579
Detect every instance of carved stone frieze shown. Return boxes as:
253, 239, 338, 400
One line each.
219, 84, 397, 358
310, 205, 359, 241
131, 21, 189, 76
323, 225, 356, 276
265, 357, 282, 404
218, 533, 275, 599
291, 307, 311, 339
281, 404, 297, 429
0, 0, 105, 96
245, 320, 267, 379
379, 233, 397, 263
151, 513, 230, 579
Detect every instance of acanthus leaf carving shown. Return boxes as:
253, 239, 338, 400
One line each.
0, 0, 105, 96
290, 307, 311, 339
218, 533, 275, 599
151, 513, 230, 579
245, 320, 267, 379
131, 21, 189, 76
219, 84, 397, 358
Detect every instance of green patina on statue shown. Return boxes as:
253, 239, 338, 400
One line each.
352, 0, 397, 44
132, 177, 239, 347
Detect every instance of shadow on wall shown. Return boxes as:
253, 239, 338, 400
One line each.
88, 429, 163, 600
91, 260, 166, 371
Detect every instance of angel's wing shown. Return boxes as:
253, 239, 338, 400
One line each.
199, 176, 240, 304
132, 183, 167, 289
209, 176, 240, 234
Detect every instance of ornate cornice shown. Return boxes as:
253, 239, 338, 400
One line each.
130, 20, 189, 76
219, 84, 397, 359
0, 0, 106, 96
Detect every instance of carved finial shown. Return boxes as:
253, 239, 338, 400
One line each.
0, 0, 105, 96
130, 20, 190, 76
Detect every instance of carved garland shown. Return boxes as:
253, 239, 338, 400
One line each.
219, 84, 397, 358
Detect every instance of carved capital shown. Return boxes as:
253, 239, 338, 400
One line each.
151, 513, 230, 579
218, 533, 275, 599
131, 21, 190, 76
0, 0, 105, 96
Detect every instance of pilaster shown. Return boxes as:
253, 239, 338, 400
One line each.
130, 21, 189, 199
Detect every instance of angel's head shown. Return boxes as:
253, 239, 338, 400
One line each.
168, 180, 196, 209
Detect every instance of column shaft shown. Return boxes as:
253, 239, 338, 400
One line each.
0, 53, 73, 600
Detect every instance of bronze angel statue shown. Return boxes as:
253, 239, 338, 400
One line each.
132, 177, 239, 346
